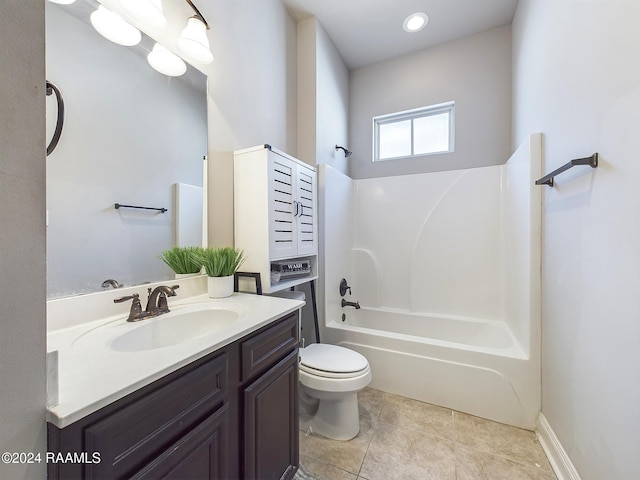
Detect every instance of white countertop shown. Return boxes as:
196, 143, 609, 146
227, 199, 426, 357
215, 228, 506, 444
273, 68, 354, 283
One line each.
47, 292, 304, 428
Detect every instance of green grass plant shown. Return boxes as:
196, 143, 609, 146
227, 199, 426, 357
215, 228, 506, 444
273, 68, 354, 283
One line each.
159, 246, 204, 274
195, 247, 246, 277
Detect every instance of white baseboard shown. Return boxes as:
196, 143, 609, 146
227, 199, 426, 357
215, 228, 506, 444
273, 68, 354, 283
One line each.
536, 413, 582, 480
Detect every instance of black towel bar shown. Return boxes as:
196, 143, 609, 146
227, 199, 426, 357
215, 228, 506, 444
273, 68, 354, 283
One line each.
114, 203, 167, 213
535, 153, 598, 187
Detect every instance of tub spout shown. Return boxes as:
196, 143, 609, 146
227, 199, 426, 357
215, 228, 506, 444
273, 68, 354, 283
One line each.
341, 299, 361, 310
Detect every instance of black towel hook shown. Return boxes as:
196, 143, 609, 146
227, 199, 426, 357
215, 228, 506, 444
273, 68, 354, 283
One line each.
46, 80, 65, 156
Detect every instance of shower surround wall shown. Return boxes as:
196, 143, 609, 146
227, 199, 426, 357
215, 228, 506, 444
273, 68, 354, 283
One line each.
320, 133, 542, 428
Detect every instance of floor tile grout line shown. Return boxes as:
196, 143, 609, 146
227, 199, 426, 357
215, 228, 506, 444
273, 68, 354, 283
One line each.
355, 394, 389, 479
301, 388, 554, 480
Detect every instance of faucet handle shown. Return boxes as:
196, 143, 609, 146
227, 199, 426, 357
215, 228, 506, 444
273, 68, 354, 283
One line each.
158, 285, 180, 311
113, 293, 139, 303
114, 294, 143, 322
339, 278, 352, 297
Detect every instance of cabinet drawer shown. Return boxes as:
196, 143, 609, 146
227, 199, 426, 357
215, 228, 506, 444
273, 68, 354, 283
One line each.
84, 352, 228, 479
241, 313, 298, 383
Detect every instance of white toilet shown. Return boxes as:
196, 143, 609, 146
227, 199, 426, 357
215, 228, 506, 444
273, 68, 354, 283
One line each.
298, 343, 371, 440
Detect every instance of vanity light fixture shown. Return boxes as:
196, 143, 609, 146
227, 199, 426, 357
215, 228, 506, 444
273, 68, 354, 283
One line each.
403, 12, 429, 33
177, 0, 214, 64
121, 0, 167, 28
90, 5, 142, 47
147, 43, 187, 77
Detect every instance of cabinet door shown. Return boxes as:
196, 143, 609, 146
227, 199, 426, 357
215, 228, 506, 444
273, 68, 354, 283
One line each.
243, 350, 299, 480
268, 154, 298, 260
295, 164, 317, 256
131, 404, 230, 480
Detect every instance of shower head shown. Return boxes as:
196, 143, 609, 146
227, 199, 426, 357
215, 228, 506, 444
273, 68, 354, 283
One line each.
335, 145, 353, 158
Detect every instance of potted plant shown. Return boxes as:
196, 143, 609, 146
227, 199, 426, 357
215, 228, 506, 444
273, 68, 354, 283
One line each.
195, 247, 246, 298
159, 246, 204, 278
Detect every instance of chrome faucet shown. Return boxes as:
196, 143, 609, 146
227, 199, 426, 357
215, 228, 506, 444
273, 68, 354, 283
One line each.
114, 285, 179, 322
145, 285, 179, 316
101, 278, 123, 289
341, 299, 361, 310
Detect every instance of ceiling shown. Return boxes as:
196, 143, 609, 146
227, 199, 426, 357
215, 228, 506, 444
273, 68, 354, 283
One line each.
281, 0, 520, 70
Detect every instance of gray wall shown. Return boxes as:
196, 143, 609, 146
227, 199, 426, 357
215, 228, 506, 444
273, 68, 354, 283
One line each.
0, 1, 47, 479
513, 1, 640, 479
297, 17, 349, 172
296, 17, 350, 344
205, 0, 298, 248
349, 25, 512, 179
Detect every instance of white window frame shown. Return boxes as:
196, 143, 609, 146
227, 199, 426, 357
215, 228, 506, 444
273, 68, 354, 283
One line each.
373, 101, 455, 162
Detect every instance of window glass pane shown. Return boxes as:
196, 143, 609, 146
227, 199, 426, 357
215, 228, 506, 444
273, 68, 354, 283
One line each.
379, 120, 411, 159
414, 112, 450, 155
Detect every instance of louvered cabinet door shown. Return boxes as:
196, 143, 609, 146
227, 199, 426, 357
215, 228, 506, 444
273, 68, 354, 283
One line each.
295, 164, 317, 256
268, 155, 298, 259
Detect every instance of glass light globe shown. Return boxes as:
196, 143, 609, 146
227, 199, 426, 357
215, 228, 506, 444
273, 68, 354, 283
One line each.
177, 17, 213, 64
122, 0, 167, 28
90, 5, 142, 47
147, 43, 187, 77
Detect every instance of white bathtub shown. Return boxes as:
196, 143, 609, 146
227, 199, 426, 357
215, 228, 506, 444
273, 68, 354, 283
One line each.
322, 307, 539, 429
318, 136, 542, 430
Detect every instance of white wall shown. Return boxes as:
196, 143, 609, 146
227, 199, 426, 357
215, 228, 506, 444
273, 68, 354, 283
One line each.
0, 2, 47, 479
513, 1, 640, 479
349, 25, 512, 179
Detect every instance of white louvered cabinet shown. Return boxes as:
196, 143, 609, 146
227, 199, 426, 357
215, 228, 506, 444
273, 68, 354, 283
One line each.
234, 145, 318, 293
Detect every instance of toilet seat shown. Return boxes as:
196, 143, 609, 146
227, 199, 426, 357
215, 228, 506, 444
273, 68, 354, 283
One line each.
299, 343, 369, 379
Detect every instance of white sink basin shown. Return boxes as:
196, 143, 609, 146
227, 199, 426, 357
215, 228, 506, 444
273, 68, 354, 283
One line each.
73, 301, 250, 352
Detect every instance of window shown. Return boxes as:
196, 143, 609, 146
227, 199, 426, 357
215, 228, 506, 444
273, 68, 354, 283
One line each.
373, 102, 454, 161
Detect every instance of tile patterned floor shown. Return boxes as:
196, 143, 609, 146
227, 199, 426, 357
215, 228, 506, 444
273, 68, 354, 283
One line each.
296, 388, 557, 480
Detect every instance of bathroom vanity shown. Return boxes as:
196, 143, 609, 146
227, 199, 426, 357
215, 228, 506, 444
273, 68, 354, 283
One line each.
47, 286, 302, 480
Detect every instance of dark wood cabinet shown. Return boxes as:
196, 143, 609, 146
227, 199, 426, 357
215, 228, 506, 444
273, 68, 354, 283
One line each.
243, 350, 299, 480
48, 312, 299, 480
131, 404, 230, 480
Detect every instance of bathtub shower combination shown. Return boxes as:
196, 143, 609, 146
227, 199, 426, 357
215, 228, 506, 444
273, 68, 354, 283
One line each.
319, 133, 542, 429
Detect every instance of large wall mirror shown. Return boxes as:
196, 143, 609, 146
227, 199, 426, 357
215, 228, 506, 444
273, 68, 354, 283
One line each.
46, 0, 208, 299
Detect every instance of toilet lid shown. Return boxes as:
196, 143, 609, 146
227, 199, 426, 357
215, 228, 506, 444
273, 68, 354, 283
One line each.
300, 343, 369, 374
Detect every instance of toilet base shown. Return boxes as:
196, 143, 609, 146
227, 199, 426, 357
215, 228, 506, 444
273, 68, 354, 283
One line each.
302, 392, 360, 441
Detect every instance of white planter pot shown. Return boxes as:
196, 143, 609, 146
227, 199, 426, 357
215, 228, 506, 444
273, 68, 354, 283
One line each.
207, 275, 234, 298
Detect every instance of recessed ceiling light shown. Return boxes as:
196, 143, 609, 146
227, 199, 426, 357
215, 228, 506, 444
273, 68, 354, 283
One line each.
403, 12, 429, 33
